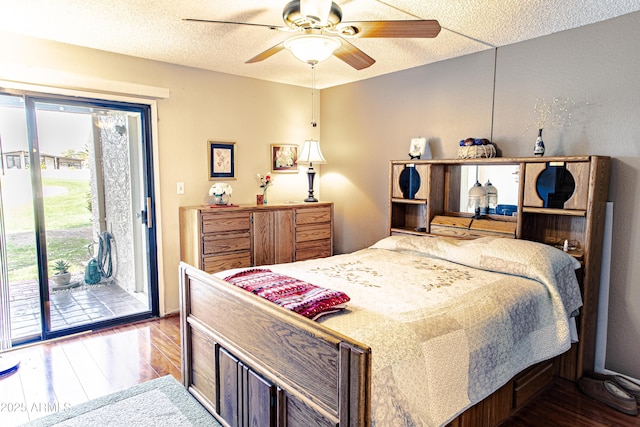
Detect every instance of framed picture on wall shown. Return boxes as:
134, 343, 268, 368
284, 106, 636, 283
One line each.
271, 144, 298, 173
209, 141, 236, 180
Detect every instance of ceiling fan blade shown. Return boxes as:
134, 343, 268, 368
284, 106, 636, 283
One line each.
338, 20, 441, 38
183, 18, 289, 32
245, 42, 286, 64
333, 38, 375, 70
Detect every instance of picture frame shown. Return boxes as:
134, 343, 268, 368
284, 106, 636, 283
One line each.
208, 140, 236, 180
409, 137, 431, 160
270, 144, 298, 173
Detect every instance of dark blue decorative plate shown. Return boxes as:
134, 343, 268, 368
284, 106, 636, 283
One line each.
399, 166, 421, 199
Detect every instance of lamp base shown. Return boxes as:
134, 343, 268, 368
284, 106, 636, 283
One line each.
304, 167, 318, 203
472, 207, 484, 219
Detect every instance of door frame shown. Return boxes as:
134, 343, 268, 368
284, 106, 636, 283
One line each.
2, 89, 163, 344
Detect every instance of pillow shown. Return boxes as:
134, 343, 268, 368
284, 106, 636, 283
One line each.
224, 269, 350, 320
373, 234, 583, 318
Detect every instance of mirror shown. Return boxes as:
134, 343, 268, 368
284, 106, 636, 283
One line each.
448, 164, 520, 215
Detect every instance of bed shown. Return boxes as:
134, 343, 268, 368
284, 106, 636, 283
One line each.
180, 234, 583, 427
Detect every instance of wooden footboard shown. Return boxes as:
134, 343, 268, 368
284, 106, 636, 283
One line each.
179, 262, 371, 426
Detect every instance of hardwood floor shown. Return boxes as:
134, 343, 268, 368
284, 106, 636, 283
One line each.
503, 378, 640, 427
0, 316, 181, 426
1, 315, 638, 426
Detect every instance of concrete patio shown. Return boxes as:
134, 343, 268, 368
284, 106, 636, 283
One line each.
9, 275, 149, 340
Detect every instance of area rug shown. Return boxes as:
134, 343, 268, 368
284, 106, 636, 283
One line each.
22, 376, 221, 427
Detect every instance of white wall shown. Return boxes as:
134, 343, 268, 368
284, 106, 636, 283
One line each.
321, 11, 640, 379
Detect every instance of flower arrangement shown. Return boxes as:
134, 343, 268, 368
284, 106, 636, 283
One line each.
257, 174, 273, 191
528, 97, 575, 132
208, 182, 233, 205
257, 173, 273, 204
209, 182, 233, 196
525, 97, 575, 156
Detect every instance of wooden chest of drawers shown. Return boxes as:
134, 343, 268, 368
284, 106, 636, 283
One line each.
180, 203, 333, 273
295, 206, 333, 261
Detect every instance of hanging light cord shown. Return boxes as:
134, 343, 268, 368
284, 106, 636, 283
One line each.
311, 65, 317, 128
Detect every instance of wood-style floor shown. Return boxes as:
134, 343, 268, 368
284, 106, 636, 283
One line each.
1, 316, 639, 427
1, 316, 181, 426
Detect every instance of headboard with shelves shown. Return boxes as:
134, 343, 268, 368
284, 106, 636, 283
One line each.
389, 156, 611, 380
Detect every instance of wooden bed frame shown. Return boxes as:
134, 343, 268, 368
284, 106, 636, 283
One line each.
180, 260, 566, 427
180, 156, 610, 426
180, 262, 371, 426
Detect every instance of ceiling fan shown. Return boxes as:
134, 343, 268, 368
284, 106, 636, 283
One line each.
184, 0, 441, 70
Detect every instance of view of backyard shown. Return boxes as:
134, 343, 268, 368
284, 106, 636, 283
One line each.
5, 170, 92, 283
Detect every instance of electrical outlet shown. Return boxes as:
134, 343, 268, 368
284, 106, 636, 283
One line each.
176, 182, 185, 194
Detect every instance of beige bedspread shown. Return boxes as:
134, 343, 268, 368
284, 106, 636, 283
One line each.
217, 235, 582, 426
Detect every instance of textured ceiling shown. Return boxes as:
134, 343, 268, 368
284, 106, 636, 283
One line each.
1, 0, 639, 89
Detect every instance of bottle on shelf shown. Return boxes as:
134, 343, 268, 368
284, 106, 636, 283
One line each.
534, 128, 545, 156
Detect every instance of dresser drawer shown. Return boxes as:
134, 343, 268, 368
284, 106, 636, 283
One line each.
296, 240, 332, 261
202, 212, 251, 233
296, 223, 331, 243
296, 206, 331, 225
203, 252, 252, 274
203, 231, 251, 255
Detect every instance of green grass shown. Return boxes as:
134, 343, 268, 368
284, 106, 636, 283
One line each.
6, 177, 93, 282
5, 178, 92, 232
7, 236, 91, 282
6, 238, 37, 281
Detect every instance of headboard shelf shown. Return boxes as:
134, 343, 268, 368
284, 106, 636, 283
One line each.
390, 197, 427, 204
390, 227, 430, 236
522, 206, 587, 216
389, 155, 610, 380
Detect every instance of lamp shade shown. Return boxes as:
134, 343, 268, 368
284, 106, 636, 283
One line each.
284, 35, 340, 65
484, 180, 498, 208
298, 139, 327, 165
468, 180, 488, 211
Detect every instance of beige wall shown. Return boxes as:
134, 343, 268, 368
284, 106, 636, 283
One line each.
321, 12, 640, 379
0, 31, 319, 318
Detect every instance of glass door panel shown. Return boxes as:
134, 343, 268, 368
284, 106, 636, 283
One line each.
33, 100, 152, 333
0, 94, 41, 342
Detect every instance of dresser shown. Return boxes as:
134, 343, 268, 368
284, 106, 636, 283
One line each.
179, 202, 333, 273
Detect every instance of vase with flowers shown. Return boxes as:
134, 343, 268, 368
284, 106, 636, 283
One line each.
257, 174, 273, 204
208, 182, 233, 205
529, 97, 575, 156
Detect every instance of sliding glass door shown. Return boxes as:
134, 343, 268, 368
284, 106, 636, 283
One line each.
0, 95, 38, 346
0, 92, 158, 346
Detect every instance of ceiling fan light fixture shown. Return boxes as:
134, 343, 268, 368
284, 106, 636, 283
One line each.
284, 34, 341, 65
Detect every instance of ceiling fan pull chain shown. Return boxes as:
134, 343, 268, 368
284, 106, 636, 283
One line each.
311, 64, 317, 127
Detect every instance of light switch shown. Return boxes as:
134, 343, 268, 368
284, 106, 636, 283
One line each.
177, 182, 185, 194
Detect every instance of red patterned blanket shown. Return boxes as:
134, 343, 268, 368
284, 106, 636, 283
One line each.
224, 269, 350, 320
